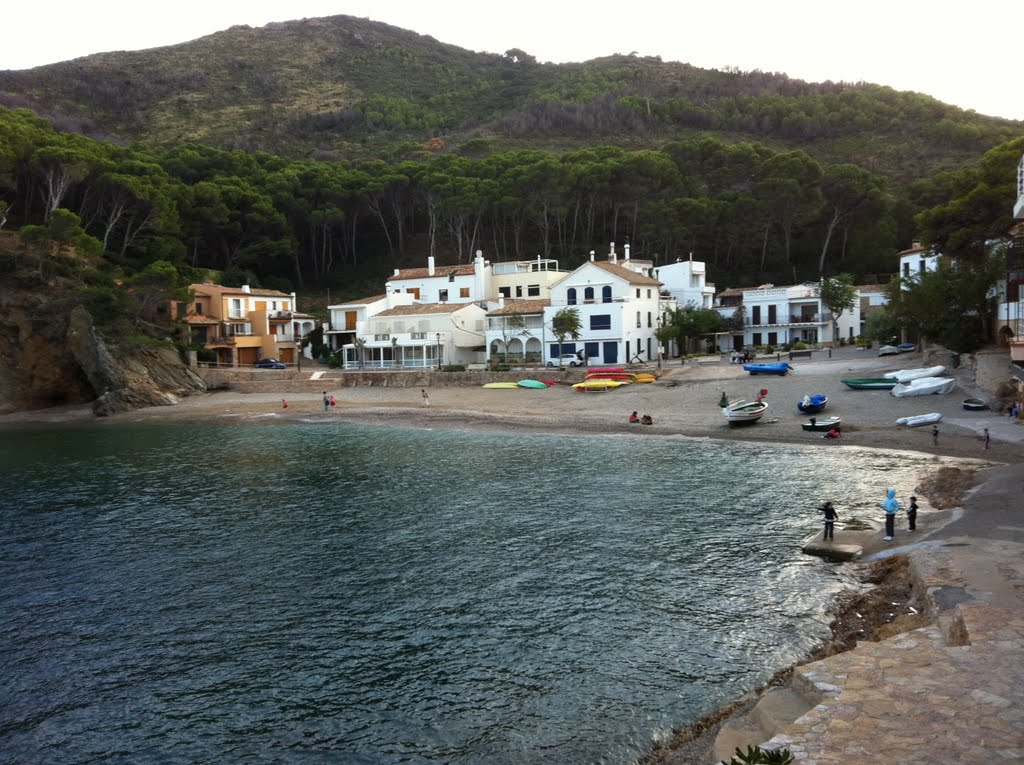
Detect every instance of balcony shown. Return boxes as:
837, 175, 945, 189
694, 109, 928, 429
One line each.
746, 313, 831, 328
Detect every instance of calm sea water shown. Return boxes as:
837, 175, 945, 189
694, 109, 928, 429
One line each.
0, 420, 936, 764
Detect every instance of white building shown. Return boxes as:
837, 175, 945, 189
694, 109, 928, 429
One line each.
340, 302, 487, 369
897, 241, 941, 285
323, 292, 416, 354
541, 244, 664, 365
653, 255, 715, 309
386, 252, 491, 305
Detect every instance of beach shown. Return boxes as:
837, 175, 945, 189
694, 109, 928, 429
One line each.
4, 350, 1023, 763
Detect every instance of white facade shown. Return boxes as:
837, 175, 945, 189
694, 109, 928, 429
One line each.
386, 251, 492, 305
541, 244, 663, 365
484, 299, 548, 363
897, 241, 941, 286
653, 256, 715, 309
342, 302, 487, 369
324, 292, 417, 353
493, 257, 567, 302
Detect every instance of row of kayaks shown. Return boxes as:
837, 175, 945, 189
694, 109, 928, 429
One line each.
481, 370, 658, 391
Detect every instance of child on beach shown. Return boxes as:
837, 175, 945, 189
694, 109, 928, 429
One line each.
819, 501, 838, 541
882, 487, 901, 541
907, 496, 918, 532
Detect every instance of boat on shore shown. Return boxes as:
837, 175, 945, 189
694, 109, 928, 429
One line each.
743, 362, 793, 376
962, 397, 987, 411
723, 400, 768, 424
802, 416, 842, 432
891, 377, 956, 397
882, 365, 946, 383
841, 378, 898, 390
517, 380, 549, 389
483, 382, 519, 389
797, 394, 828, 414
572, 379, 623, 392
896, 412, 943, 427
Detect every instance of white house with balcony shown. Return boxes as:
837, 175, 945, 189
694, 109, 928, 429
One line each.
653, 255, 715, 309
485, 298, 549, 363
542, 244, 664, 366
339, 302, 487, 369
323, 292, 417, 354
714, 283, 863, 350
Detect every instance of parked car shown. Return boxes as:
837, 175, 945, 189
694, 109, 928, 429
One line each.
547, 353, 582, 367
877, 345, 900, 356
256, 358, 287, 369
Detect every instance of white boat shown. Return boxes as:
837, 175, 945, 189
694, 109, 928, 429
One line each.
722, 399, 768, 424
883, 365, 946, 383
890, 377, 956, 397
896, 412, 943, 427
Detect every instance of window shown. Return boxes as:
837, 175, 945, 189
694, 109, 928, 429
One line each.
919, 259, 926, 273
590, 314, 611, 330
584, 287, 595, 303
602, 286, 612, 303
647, 311, 652, 328
768, 305, 777, 324
515, 285, 523, 297
902, 263, 910, 277
636, 288, 641, 298
647, 289, 652, 298
499, 286, 511, 298
636, 311, 642, 328
527, 284, 540, 297
567, 288, 577, 305
752, 306, 761, 324
753, 333, 762, 345
768, 332, 778, 346
439, 289, 449, 302
460, 288, 470, 298
194, 303, 203, 316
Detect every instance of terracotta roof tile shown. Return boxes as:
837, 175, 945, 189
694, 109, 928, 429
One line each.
373, 302, 477, 317
487, 299, 549, 316
387, 264, 477, 281
588, 260, 661, 286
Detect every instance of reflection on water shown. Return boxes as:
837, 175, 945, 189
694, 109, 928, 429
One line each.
0, 422, 939, 764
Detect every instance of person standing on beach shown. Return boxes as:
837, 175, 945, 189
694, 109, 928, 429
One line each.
983, 428, 990, 450
323, 391, 330, 412
421, 388, 430, 407
882, 487, 901, 541
819, 501, 838, 541
932, 425, 939, 446
907, 495, 918, 532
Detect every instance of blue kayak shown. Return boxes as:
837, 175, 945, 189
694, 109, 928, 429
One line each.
743, 362, 793, 376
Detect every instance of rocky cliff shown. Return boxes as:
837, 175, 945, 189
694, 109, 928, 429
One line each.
0, 289, 206, 417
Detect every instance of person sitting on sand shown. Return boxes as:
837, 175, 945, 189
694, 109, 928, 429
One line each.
640, 414, 653, 426
629, 411, 640, 424
823, 428, 842, 440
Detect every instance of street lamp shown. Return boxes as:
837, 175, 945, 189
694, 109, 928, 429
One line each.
436, 332, 441, 368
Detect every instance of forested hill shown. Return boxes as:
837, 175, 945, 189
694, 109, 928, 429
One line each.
0, 14, 1020, 182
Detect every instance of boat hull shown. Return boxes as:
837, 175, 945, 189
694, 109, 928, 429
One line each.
890, 377, 956, 397
962, 398, 987, 411
896, 412, 943, 427
517, 380, 549, 389
483, 382, 519, 389
723, 400, 768, 424
883, 365, 946, 382
841, 378, 897, 390
743, 363, 791, 376
797, 394, 828, 414
802, 417, 842, 432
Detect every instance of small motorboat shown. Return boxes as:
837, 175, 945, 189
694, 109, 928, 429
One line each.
883, 365, 946, 383
962, 397, 987, 411
743, 362, 793, 376
877, 345, 900, 356
897, 342, 917, 353
797, 394, 828, 414
896, 412, 943, 427
723, 399, 768, 424
802, 416, 842, 432
841, 378, 898, 390
890, 377, 956, 398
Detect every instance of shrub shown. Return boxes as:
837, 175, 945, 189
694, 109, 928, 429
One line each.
441, 365, 466, 372
765, 345, 775, 354
792, 341, 807, 350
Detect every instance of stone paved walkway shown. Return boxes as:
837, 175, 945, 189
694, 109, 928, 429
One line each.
762, 535, 1024, 763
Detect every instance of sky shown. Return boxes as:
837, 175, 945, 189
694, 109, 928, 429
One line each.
6, 1, 1021, 121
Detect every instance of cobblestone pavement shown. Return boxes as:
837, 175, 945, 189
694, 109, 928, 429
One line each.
764, 530, 1024, 764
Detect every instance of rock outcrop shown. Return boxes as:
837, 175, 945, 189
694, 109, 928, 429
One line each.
0, 289, 205, 417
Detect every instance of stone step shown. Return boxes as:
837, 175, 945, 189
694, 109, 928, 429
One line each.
749, 687, 816, 738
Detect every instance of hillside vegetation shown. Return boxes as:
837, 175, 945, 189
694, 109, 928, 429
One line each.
0, 15, 1019, 180
0, 15, 1021, 302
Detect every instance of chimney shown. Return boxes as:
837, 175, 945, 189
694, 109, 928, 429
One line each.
589, 250, 596, 262
498, 296, 505, 309
689, 251, 693, 262
241, 284, 251, 294
428, 256, 435, 276
624, 243, 630, 261
393, 268, 400, 277
609, 242, 616, 262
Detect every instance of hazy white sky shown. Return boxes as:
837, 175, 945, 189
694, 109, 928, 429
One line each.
7, 1, 1021, 121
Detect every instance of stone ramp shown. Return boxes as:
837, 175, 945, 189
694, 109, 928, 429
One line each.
710, 538, 1024, 764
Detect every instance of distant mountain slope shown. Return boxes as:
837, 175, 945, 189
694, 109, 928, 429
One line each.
1, 14, 1020, 180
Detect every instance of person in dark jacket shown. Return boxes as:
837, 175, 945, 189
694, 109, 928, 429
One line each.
907, 495, 918, 532
819, 501, 838, 541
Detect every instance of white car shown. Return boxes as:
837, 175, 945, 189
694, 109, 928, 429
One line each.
547, 353, 582, 367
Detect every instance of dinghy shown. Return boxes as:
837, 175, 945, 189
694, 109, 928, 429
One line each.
890, 377, 956, 397
882, 365, 946, 383
896, 412, 943, 427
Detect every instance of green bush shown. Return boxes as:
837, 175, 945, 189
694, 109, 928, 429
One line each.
441, 365, 466, 372
765, 345, 775, 354
792, 341, 807, 350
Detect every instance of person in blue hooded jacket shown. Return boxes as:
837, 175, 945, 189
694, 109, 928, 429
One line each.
882, 487, 901, 541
